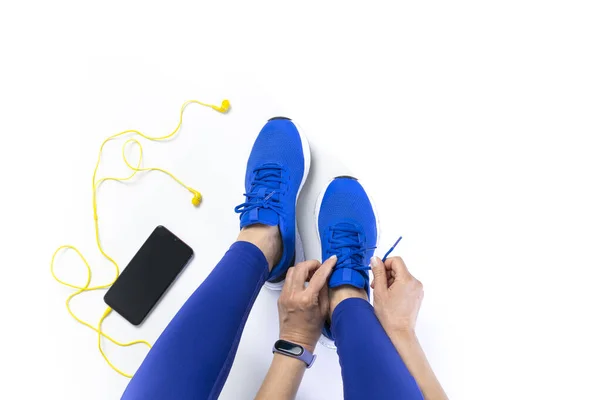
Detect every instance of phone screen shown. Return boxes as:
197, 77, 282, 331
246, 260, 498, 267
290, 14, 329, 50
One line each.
104, 225, 194, 325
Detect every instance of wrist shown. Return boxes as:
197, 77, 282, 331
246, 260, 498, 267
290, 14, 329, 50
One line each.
388, 329, 421, 358
278, 334, 317, 353
389, 329, 417, 345
273, 339, 317, 369
272, 352, 308, 369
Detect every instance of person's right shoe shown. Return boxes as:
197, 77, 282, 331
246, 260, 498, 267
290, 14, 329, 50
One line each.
235, 117, 311, 289
315, 176, 378, 345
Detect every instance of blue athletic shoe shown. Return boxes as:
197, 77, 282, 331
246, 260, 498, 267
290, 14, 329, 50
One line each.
315, 176, 378, 345
234, 117, 311, 289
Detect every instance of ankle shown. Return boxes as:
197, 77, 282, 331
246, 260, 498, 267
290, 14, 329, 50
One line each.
329, 285, 368, 317
237, 224, 282, 271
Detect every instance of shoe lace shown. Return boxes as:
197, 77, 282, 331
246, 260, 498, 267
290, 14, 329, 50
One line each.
328, 225, 375, 272
329, 227, 404, 272
234, 164, 284, 216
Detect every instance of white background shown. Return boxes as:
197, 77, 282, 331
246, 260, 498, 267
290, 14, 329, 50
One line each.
1, 1, 599, 399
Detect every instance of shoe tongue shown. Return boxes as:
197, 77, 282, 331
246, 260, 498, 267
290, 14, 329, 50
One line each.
239, 187, 279, 228
332, 222, 358, 236
329, 268, 368, 290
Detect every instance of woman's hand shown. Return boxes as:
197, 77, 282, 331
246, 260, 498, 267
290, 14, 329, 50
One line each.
256, 256, 336, 400
371, 256, 448, 400
371, 256, 424, 336
277, 256, 337, 352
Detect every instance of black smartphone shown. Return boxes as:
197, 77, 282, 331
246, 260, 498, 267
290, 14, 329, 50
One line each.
104, 225, 194, 325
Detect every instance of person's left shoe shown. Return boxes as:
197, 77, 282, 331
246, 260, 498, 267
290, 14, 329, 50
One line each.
235, 117, 311, 289
315, 176, 378, 346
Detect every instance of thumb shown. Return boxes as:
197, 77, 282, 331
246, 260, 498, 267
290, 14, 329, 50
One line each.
371, 256, 388, 291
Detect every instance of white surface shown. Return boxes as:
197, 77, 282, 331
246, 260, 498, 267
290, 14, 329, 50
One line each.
1, 1, 600, 399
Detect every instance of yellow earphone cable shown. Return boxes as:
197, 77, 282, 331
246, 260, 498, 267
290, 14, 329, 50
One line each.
50, 99, 230, 378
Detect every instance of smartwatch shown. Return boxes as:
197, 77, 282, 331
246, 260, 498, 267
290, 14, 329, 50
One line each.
272, 339, 316, 368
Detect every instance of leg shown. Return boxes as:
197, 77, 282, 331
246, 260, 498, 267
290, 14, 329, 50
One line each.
122, 226, 280, 400
330, 289, 423, 400
315, 177, 423, 399
123, 117, 308, 399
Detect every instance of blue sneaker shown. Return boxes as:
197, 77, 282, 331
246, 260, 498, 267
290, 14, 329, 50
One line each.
235, 117, 311, 289
315, 176, 378, 346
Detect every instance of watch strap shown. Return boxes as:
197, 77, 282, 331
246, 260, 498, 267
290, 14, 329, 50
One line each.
272, 340, 316, 368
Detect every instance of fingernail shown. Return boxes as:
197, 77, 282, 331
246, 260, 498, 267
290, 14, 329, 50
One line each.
371, 256, 378, 266
328, 255, 337, 261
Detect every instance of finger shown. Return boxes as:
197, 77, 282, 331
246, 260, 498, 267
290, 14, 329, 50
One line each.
371, 256, 388, 290
292, 259, 321, 289
371, 257, 392, 289
374, 275, 396, 289
282, 267, 296, 292
307, 255, 337, 293
384, 256, 411, 281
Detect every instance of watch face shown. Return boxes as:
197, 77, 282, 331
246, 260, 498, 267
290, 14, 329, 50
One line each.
275, 340, 304, 356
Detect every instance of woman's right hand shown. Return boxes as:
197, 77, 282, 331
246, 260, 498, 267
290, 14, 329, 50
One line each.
371, 256, 449, 400
370, 256, 424, 336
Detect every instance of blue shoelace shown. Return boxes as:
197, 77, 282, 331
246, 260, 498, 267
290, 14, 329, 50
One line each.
328, 225, 403, 272
234, 164, 284, 217
327, 225, 375, 272
381, 235, 403, 262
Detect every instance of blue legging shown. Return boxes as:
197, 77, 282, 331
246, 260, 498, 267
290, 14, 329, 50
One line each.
122, 242, 423, 399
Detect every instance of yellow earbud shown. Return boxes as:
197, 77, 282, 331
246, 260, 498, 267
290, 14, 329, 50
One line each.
190, 189, 202, 207
211, 99, 231, 114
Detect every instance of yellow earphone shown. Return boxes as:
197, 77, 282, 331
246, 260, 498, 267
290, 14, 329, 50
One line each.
211, 99, 231, 114
50, 98, 230, 378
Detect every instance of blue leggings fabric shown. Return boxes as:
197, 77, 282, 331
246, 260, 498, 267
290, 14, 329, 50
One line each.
332, 298, 424, 399
122, 241, 422, 399
122, 242, 269, 400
